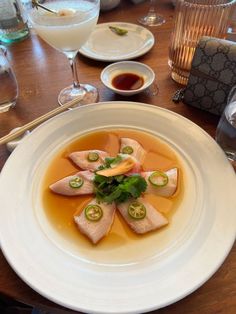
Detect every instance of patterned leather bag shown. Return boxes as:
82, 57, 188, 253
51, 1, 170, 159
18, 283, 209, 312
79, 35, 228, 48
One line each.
174, 36, 236, 115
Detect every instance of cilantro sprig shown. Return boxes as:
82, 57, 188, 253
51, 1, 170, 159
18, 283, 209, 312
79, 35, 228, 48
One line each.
94, 156, 147, 204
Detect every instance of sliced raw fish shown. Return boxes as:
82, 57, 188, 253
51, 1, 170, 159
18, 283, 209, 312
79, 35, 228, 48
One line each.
74, 198, 116, 244
69, 150, 109, 171
120, 138, 146, 163
117, 197, 168, 234
49, 170, 94, 196
141, 168, 178, 197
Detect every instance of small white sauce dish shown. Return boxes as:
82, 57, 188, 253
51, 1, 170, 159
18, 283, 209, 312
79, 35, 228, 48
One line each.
100, 61, 155, 96
100, 0, 120, 11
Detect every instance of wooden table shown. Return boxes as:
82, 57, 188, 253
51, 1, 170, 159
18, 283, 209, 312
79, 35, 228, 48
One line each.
0, 1, 235, 313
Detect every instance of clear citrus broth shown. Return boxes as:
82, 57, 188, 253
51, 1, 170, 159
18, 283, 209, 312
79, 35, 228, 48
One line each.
42, 129, 184, 248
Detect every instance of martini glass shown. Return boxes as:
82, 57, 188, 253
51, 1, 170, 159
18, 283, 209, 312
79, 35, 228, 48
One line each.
138, 0, 165, 26
27, 0, 100, 107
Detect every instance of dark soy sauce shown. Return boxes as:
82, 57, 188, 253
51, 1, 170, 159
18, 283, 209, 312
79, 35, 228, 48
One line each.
112, 73, 144, 90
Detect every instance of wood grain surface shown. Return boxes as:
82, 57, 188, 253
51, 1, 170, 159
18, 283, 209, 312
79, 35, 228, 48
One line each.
0, 1, 235, 313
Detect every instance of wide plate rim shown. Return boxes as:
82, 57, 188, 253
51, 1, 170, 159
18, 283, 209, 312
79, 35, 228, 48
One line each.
0, 101, 235, 314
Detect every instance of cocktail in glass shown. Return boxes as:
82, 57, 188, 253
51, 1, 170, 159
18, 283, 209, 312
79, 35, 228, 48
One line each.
27, 0, 100, 106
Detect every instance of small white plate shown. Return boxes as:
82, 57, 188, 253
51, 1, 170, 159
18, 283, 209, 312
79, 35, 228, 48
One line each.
101, 61, 155, 95
79, 22, 155, 61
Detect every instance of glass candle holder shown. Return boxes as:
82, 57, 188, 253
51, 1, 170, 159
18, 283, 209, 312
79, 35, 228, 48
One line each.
169, 0, 236, 86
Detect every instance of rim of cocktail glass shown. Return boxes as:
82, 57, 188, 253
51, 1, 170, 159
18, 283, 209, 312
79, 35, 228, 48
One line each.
27, 0, 100, 25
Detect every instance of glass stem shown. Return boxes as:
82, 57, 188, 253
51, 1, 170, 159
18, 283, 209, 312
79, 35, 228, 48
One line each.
149, 0, 156, 14
68, 55, 80, 89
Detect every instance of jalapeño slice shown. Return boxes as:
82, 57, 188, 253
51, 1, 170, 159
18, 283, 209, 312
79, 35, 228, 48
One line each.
87, 151, 99, 162
128, 201, 146, 220
85, 204, 103, 222
148, 171, 168, 187
121, 146, 133, 155
69, 176, 84, 189
109, 26, 128, 36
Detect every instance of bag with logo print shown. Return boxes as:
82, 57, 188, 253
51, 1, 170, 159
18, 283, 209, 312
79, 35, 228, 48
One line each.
173, 36, 236, 115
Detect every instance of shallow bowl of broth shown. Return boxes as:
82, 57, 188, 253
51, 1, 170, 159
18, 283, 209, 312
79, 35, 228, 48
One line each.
0, 101, 235, 314
100, 61, 155, 95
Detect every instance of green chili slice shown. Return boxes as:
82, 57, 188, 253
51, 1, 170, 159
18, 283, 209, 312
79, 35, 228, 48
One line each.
148, 171, 168, 187
109, 26, 128, 36
121, 146, 133, 155
128, 201, 146, 220
85, 204, 103, 221
87, 152, 99, 162
69, 176, 84, 189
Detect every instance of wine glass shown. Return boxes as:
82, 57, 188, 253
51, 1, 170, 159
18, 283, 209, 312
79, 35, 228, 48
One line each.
138, 0, 165, 26
27, 0, 100, 107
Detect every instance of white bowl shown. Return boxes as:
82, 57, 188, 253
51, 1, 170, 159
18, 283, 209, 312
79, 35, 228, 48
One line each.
100, 61, 155, 96
100, 0, 120, 11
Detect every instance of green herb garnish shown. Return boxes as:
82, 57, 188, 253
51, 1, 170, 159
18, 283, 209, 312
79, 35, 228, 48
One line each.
109, 26, 128, 36
98, 155, 122, 170
94, 173, 147, 204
